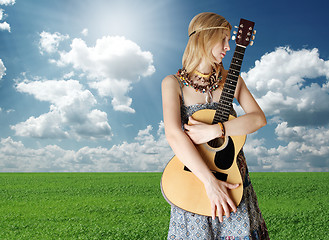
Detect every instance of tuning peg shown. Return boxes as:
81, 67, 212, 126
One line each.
232, 35, 236, 41
250, 41, 254, 46
233, 30, 237, 35
253, 30, 256, 35
252, 35, 255, 40
234, 25, 238, 28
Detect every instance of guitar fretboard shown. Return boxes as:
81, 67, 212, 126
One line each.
212, 45, 246, 124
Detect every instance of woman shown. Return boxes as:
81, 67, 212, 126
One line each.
161, 12, 270, 239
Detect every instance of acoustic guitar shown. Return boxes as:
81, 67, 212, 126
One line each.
161, 19, 256, 216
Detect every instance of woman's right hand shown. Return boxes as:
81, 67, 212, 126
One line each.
204, 178, 240, 221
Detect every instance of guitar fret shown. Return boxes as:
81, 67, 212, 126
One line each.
219, 105, 231, 111
214, 109, 230, 117
230, 64, 241, 71
217, 105, 231, 112
216, 106, 231, 113
234, 50, 244, 55
232, 58, 243, 66
222, 89, 235, 95
217, 109, 230, 115
226, 80, 238, 85
226, 79, 238, 86
219, 100, 233, 109
225, 84, 236, 89
223, 87, 235, 93
228, 70, 240, 77
222, 91, 234, 97
220, 97, 233, 104
225, 83, 236, 90
235, 45, 246, 54
231, 62, 241, 67
227, 78, 237, 83
233, 52, 244, 60
216, 109, 230, 116
222, 94, 234, 100
217, 104, 231, 111
226, 80, 236, 84
220, 101, 232, 107
220, 97, 233, 103
225, 83, 236, 89
227, 74, 239, 81
213, 114, 229, 124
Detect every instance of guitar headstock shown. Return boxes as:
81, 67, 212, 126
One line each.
232, 18, 256, 48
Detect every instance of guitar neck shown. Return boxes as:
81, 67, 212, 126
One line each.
212, 45, 246, 124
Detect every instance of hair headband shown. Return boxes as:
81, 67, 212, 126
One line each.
189, 26, 230, 37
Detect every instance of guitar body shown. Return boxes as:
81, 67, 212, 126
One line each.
161, 109, 246, 216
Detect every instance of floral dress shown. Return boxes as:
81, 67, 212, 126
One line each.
167, 77, 270, 240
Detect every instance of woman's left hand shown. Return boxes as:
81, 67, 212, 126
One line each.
184, 117, 220, 144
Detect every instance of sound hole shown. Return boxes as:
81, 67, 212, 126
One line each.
207, 137, 225, 148
214, 137, 235, 170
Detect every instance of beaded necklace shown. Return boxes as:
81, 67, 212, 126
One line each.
177, 68, 222, 103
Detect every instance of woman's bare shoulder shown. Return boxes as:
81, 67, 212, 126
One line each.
161, 74, 182, 103
162, 74, 178, 83
162, 74, 180, 89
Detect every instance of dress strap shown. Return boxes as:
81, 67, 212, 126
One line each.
172, 74, 185, 105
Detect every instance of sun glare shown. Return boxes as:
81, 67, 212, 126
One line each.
82, 0, 163, 45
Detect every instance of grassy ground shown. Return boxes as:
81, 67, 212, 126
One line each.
251, 172, 329, 239
0, 172, 328, 239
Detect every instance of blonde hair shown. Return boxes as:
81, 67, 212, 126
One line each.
182, 12, 232, 74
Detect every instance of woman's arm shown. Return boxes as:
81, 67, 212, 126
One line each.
225, 76, 267, 135
162, 75, 239, 221
162, 75, 214, 184
184, 76, 266, 144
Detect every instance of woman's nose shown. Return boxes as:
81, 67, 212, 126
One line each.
224, 42, 230, 51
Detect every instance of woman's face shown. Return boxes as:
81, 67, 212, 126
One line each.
211, 31, 231, 63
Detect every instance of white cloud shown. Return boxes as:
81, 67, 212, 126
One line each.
89, 78, 135, 113
0, 121, 173, 172
63, 71, 74, 79
243, 135, 272, 171
56, 36, 155, 113
244, 122, 329, 172
12, 79, 112, 140
0, 137, 75, 171
0, 0, 15, 5
0, 58, 5, 79
81, 28, 88, 36
39, 31, 69, 55
97, 122, 173, 171
3, 115, 328, 172
238, 47, 329, 172
0, 0, 15, 32
0, 107, 14, 114
242, 47, 329, 126
0, 21, 10, 32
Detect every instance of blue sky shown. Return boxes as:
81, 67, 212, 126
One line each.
0, 0, 328, 172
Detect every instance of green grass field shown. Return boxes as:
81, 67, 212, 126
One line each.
0, 172, 328, 239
